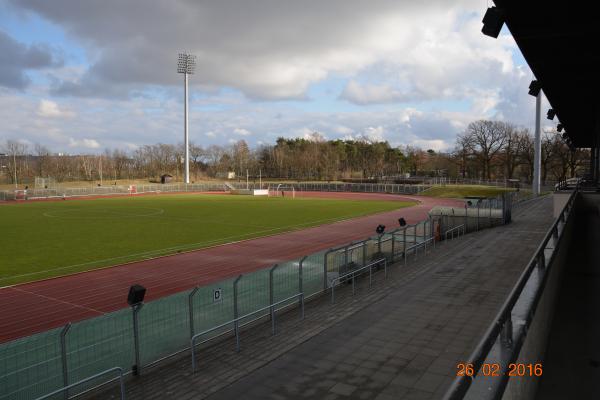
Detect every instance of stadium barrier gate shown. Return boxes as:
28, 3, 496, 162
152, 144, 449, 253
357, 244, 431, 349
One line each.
0, 192, 520, 400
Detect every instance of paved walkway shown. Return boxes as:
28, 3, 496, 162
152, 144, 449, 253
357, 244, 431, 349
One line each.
95, 196, 554, 400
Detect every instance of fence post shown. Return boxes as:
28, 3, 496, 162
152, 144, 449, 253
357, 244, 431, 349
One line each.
362, 241, 367, 267
464, 204, 468, 233
391, 231, 396, 262
233, 275, 242, 352
188, 286, 199, 339
323, 249, 332, 291
377, 234, 382, 254
537, 252, 546, 269
344, 245, 349, 270
299, 256, 306, 319
132, 303, 143, 376
403, 228, 407, 266
429, 217, 434, 249
501, 316, 514, 347
269, 264, 278, 329
60, 323, 71, 400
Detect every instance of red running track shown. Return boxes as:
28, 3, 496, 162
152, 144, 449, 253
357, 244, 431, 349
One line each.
0, 192, 462, 343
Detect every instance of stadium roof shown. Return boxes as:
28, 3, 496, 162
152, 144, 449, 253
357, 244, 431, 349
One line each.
493, 0, 600, 147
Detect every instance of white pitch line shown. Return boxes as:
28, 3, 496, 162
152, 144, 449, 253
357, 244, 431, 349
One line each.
10, 287, 106, 315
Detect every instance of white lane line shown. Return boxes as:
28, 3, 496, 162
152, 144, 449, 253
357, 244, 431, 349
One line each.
10, 287, 106, 315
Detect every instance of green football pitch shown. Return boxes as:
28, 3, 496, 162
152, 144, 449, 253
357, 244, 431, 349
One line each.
0, 194, 415, 286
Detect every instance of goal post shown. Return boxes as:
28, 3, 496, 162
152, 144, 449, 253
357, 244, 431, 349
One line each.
269, 184, 296, 198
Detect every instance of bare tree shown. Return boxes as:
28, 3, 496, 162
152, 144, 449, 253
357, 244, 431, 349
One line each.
463, 120, 507, 179
1, 140, 28, 185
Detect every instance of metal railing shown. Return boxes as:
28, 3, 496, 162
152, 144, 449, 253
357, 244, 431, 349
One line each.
442, 189, 577, 400
330, 258, 387, 303
445, 224, 465, 240
34, 367, 125, 400
404, 236, 435, 264
191, 293, 304, 373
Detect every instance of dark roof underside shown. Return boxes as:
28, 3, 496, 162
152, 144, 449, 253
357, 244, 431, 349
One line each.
494, 1, 600, 147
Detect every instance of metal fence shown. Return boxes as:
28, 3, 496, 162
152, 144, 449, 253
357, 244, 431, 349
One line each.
0, 191, 515, 400
242, 181, 428, 194
0, 183, 228, 201
0, 181, 432, 201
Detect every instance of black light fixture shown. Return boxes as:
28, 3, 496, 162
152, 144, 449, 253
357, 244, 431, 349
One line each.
528, 80, 542, 97
376, 224, 385, 235
557, 123, 564, 133
398, 218, 407, 227
547, 109, 556, 120
481, 7, 506, 38
127, 284, 146, 306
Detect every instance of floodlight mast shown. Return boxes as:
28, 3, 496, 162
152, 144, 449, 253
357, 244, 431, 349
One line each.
177, 52, 196, 184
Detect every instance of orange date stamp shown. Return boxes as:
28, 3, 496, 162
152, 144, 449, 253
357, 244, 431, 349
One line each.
456, 362, 543, 377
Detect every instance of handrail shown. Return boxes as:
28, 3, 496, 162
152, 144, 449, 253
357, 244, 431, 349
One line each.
404, 236, 435, 261
330, 258, 387, 303
191, 292, 304, 372
443, 189, 577, 400
34, 366, 125, 400
445, 224, 465, 240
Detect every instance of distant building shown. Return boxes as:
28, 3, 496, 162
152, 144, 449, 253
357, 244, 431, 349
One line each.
160, 174, 173, 184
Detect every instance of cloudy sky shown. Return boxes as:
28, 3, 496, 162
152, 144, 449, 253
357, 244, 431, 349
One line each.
0, 0, 555, 154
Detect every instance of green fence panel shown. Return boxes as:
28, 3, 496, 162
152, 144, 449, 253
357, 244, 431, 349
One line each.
0, 327, 63, 400
302, 252, 325, 297
138, 290, 190, 366
272, 261, 300, 309
66, 308, 133, 395
191, 278, 236, 342
237, 269, 271, 325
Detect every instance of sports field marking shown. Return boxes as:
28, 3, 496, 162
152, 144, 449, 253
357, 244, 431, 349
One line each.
43, 207, 165, 219
0, 209, 406, 286
10, 287, 106, 315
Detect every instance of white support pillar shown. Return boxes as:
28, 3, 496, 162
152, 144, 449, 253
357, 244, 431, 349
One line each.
184, 72, 190, 184
533, 91, 542, 196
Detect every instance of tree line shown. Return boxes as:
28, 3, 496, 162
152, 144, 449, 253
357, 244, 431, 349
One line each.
0, 120, 588, 187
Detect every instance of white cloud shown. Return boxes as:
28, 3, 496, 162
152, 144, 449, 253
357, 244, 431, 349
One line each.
37, 100, 75, 118
68, 138, 100, 149
233, 128, 252, 136
363, 126, 385, 142
341, 81, 406, 104
303, 131, 326, 142
410, 139, 448, 152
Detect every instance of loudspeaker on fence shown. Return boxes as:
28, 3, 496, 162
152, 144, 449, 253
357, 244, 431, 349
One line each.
128, 284, 146, 306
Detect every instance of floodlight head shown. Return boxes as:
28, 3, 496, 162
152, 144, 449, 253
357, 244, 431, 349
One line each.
481, 6, 505, 38
528, 80, 542, 97
557, 123, 564, 132
547, 109, 556, 120
177, 52, 196, 74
